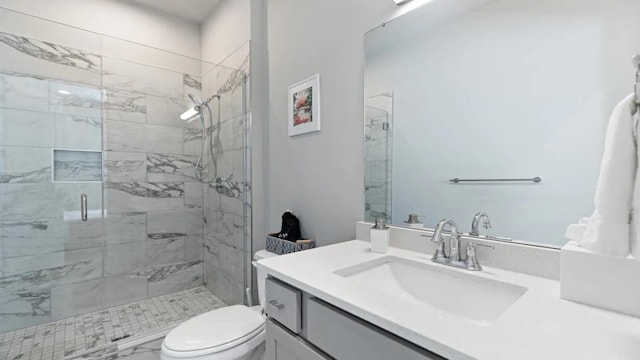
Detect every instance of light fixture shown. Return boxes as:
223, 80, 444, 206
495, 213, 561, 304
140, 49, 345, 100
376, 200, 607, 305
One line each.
393, 0, 414, 5
57, 90, 71, 95
180, 107, 200, 123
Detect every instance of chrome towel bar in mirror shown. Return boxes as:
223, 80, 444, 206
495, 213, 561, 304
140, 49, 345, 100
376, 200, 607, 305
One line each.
449, 177, 542, 184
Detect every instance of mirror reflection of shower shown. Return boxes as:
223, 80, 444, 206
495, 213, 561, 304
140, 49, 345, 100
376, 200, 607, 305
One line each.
181, 93, 228, 185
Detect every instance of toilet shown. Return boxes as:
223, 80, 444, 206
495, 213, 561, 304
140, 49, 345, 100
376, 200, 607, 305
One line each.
161, 250, 278, 360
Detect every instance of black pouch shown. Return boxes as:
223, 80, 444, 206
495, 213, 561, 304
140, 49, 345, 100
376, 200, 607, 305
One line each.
278, 211, 302, 241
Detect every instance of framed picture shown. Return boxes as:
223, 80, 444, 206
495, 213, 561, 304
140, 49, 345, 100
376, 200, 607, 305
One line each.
288, 74, 321, 136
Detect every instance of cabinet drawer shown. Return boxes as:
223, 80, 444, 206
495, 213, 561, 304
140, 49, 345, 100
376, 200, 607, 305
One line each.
266, 278, 302, 333
306, 298, 445, 360
266, 319, 330, 360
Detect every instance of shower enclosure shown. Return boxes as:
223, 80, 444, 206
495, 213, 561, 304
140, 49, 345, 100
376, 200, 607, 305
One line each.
364, 92, 393, 222
0, 7, 251, 335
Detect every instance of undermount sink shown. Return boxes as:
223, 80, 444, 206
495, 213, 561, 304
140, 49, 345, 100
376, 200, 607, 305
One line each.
335, 256, 527, 323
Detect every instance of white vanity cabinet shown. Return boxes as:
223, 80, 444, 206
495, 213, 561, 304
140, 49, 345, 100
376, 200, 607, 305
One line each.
265, 277, 446, 360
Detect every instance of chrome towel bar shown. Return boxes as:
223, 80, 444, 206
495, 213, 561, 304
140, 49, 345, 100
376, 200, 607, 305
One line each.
450, 177, 542, 184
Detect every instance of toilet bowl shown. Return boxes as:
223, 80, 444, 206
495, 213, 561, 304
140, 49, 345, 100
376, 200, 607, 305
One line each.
161, 250, 278, 360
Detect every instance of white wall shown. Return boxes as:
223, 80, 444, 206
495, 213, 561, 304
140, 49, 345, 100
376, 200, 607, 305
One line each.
366, 0, 640, 245
201, 0, 250, 64
266, 0, 397, 246
0, 0, 201, 58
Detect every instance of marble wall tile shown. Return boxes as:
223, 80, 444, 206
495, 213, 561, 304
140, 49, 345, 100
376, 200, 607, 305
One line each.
205, 211, 244, 250
3, 247, 103, 279
184, 182, 203, 209
365, 183, 388, 207
146, 153, 197, 182
54, 114, 102, 150
50, 279, 102, 321
53, 149, 102, 182
202, 66, 246, 123
0, 184, 59, 220
183, 74, 202, 103
0, 289, 51, 333
367, 92, 393, 113
146, 237, 185, 267
102, 57, 183, 99
2, 218, 102, 258
219, 75, 246, 123
0, 109, 55, 147
364, 160, 390, 185
106, 182, 184, 213
103, 242, 147, 277
147, 260, 203, 297
147, 95, 187, 128
105, 120, 183, 154
101, 34, 202, 74
205, 181, 244, 217
103, 212, 147, 245
184, 235, 203, 262
0, 146, 51, 183
364, 115, 390, 162
183, 127, 203, 156
147, 209, 203, 238
204, 250, 244, 305
204, 241, 244, 284
0, 71, 49, 112
56, 182, 103, 215
101, 33, 202, 72
102, 275, 147, 308
218, 115, 246, 153
49, 81, 101, 118
103, 89, 147, 123
103, 152, 146, 182
219, 149, 245, 182
66, 218, 105, 249
0, 32, 101, 86
0, 8, 102, 55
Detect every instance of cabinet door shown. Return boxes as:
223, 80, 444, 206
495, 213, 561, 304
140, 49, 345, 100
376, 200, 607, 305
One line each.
306, 298, 446, 360
266, 319, 331, 360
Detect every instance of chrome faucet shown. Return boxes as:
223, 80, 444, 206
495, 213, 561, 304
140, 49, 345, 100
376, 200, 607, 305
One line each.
430, 219, 464, 266
470, 212, 492, 236
424, 219, 495, 271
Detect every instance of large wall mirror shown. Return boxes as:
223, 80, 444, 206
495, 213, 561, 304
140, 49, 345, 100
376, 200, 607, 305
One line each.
364, 0, 640, 247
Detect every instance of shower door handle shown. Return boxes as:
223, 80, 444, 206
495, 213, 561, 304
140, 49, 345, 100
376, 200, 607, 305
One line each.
81, 193, 88, 222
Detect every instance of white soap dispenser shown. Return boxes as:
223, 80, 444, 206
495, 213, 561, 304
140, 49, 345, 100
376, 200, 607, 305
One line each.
371, 218, 390, 254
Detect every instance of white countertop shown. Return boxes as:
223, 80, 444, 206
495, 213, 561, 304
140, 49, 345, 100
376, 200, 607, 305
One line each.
256, 240, 640, 360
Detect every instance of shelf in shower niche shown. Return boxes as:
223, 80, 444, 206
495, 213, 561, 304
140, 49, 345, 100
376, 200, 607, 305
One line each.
52, 149, 103, 182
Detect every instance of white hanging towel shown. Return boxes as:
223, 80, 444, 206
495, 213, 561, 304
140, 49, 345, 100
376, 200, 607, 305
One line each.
582, 93, 637, 257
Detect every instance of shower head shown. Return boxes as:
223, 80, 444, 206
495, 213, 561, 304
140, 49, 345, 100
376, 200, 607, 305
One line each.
181, 93, 221, 123
180, 106, 200, 123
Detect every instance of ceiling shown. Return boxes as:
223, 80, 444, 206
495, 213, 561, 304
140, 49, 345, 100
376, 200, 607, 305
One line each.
126, 0, 221, 23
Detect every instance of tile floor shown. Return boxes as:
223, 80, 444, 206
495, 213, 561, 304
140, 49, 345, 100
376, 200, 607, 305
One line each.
0, 287, 226, 360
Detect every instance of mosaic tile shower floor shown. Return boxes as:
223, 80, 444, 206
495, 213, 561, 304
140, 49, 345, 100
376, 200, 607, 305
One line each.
0, 287, 226, 360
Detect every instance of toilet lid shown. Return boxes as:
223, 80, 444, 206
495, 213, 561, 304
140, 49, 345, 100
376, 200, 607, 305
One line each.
163, 305, 265, 354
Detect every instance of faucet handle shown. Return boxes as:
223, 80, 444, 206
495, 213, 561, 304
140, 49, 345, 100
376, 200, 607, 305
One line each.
422, 234, 448, 262
465, 242, 494, 271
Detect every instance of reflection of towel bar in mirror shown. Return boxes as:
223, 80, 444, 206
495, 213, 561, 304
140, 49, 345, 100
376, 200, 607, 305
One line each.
449, 177, 542, 184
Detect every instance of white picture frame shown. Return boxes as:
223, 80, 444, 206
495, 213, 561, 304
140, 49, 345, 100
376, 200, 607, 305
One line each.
288, 74, 321, 136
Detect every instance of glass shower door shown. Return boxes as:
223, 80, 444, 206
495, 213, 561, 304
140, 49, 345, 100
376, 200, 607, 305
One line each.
0, 23, 105, 332
364, 92, 394, 222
